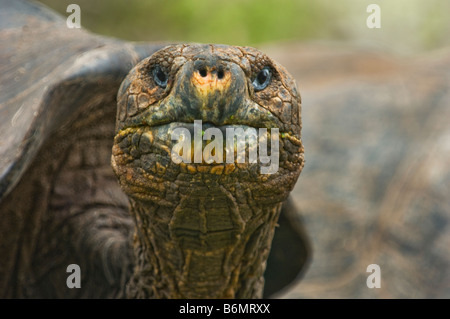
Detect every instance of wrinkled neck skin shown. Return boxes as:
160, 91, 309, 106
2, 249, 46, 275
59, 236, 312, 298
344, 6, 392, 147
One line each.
111, 125, 302, 299
125, 187, 283, 299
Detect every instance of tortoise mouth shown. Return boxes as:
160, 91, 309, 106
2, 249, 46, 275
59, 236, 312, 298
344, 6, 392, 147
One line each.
116, 98, 284, 134
115, 121, 280, 171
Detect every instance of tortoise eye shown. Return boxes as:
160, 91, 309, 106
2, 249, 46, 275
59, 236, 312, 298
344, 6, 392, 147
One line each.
153, 65, 168, 88
252, 67, 272, 91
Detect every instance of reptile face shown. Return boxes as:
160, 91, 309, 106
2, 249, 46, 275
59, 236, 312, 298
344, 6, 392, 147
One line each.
113, 44, 303, 198
111, 43, 304, 298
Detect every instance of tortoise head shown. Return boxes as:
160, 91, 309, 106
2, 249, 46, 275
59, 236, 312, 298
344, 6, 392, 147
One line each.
111, 43, 304, 298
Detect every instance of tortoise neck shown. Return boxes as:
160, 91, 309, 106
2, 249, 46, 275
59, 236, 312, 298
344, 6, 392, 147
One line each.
125, 191, 282, 298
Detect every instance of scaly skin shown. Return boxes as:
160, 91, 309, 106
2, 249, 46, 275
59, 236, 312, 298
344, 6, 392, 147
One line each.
111, 44, 304, 298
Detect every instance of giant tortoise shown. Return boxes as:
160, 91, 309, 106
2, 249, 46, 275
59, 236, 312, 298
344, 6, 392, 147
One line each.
1, 0, 449, 299
0, 0, 308, 298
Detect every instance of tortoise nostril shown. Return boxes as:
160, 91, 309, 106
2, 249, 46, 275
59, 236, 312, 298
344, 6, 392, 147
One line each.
217, 69, 224, 79
199, 68, 207, 77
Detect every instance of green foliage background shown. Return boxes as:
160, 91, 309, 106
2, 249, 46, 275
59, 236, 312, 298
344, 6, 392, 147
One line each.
38, 0, 450, 53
